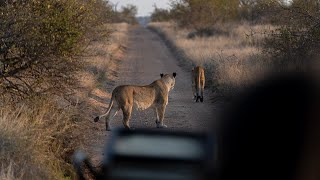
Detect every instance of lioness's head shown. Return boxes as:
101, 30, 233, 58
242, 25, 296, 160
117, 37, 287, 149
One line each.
160, 72, 177, 91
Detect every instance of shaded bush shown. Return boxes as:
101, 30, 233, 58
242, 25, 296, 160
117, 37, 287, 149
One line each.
239, 0, 284, 22
0, 0, 111, 101
111, 4, 138, 24
263, 1, 320, 68
187, 28, 229, 39
153, 0, 286, 27
169, 0, 239, 30
151, 6, 172, 22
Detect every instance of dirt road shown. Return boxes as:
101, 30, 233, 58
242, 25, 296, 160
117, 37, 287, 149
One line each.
87, 26, 216, 162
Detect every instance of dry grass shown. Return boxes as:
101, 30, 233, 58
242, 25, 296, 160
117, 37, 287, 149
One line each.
0, 23, 129, 179
148, 22, 275, 96
0, 99, 79, 179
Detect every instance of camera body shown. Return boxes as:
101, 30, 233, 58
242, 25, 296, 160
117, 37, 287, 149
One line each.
74, 129, 214, 180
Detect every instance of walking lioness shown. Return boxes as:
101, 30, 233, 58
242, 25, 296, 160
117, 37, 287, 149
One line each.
192, 66, 205, 102
94, 73, 177, 130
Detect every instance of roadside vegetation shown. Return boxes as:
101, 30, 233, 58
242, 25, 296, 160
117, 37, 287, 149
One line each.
0, 0, 132, 179
149, 0, 320, 97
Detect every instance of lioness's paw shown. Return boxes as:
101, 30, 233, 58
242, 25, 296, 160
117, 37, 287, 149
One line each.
157, 124, 167, 128
162, 124, 168, 128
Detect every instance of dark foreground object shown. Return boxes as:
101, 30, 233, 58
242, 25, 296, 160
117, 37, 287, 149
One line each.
217, 72, 320, 180
73, 129, 214, 180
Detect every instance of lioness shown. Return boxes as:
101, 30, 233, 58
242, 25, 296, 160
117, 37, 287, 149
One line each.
192, 66, 205, 102
94, 73, 177, 130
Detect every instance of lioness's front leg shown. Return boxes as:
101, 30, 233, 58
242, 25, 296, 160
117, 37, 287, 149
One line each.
156, 105, 167, 128
154, 108, 160, 125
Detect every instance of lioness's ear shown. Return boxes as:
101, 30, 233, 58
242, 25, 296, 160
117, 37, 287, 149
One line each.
173, 72, 177, 78
160, 73, 164, 78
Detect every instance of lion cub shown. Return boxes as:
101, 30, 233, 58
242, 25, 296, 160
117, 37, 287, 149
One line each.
192, 66, 205, 102
94, 73, 176, 130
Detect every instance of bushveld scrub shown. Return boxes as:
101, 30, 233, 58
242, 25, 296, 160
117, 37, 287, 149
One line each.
169, 0, 239, 30
263, 0, 320, 67
0, 0, 128, 179
148, 22, 274, 96
111, 4, 138, 25
0, 0, 111, 101
151, 6, 172, 22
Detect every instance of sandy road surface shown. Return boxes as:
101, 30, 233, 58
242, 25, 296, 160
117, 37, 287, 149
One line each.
87, 26, 217, 163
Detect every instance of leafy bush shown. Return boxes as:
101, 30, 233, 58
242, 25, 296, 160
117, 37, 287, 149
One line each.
169, 0, 239, 30
152, 0, 286, 27
238, 0, 283, 22
263, 1, 320, 67
111, 4, 138, 24
151, 6, 172, 22
0, 0, 111, 101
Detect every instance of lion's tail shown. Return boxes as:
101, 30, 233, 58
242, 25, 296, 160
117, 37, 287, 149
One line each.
94, 97, 114, 122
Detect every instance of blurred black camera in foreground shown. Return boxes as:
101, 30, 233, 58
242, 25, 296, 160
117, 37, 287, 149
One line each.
73, 129, 214, 180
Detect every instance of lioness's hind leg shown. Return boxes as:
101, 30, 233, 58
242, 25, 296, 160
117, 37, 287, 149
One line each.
105, 106, 119, 131
121, 104, 133, 129
200, 87, 204, 102
192, 85, 197, 101
156, 105, 167, 128
196, 87, 200, 102
154, 108, 160, 126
